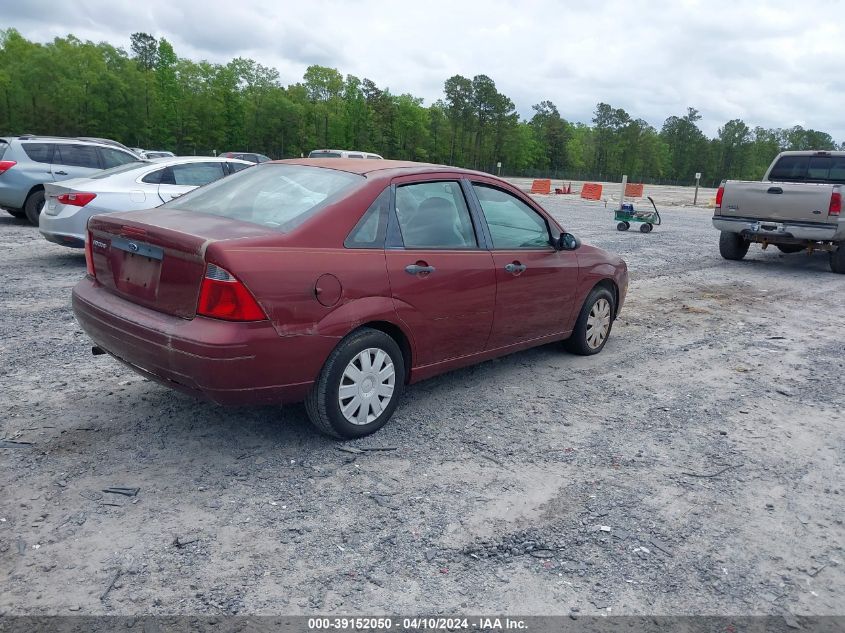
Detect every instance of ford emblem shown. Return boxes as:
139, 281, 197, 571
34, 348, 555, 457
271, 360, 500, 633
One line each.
128, 242, 139, 252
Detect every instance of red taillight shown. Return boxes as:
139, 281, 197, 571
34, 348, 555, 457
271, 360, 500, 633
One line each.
85, 231, 96, 278
197, 263, 266, 321
57, 192, 97, 207
830, 191, 842, 216
715, 185, 725, 209
0, 160, 16, 174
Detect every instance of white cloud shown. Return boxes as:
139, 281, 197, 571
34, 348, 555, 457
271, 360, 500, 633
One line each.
1, 0, 841, 139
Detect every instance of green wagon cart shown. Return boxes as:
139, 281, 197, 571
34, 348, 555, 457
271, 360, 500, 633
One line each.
615, 196, 662, 233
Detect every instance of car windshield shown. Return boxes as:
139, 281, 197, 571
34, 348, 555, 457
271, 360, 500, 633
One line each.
165, 164, 364, 231
89, 161, 149, 179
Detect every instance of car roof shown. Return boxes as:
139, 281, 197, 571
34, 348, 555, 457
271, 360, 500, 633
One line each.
271, 158, 488, 179
147, 155, 252, 165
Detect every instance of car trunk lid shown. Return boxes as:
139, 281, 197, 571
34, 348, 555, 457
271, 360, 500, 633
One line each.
88, 208, 276, 318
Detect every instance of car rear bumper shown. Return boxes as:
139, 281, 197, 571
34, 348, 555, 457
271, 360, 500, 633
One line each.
713, 216, 842, 242
39, 202, 94, 248
72, 277, 338, 405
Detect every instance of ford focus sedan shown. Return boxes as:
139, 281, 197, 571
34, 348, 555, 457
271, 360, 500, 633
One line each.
72, 160, 628, 438
40, 156, 251, 248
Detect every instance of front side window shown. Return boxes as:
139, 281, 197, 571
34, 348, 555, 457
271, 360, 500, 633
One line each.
165, 164, 364, 231
473, 183, 551, 249
55, 144, 100, 169
395, 181, 477, 249
100, 147, 137, 168
170, 162, 225, 186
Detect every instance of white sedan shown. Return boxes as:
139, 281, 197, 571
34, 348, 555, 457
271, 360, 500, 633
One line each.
39, 156, 252, 248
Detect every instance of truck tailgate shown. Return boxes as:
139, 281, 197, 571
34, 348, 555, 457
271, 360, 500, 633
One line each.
719, 181, 837, 224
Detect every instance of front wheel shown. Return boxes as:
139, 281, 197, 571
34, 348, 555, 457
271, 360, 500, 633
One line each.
719, 231, 749, 261
616, 221, 629, 231
830, 244, 845, 274
24, 190, 45, 226
565, 286, 615, 356
305, 328, 405, 439
639, 223, 653, 233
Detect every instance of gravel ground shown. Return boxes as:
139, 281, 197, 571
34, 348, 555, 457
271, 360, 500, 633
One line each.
0, 187, 843, 618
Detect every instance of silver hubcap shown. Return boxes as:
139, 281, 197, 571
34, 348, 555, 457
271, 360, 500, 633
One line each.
586, 298, 611, 350
338, 348, 395, 425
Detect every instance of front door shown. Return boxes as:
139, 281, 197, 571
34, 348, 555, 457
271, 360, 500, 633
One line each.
385, 180, 496, 366
471, 182, 579, 349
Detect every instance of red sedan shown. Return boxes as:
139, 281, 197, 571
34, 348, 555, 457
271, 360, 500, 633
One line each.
73, 160, 628, 438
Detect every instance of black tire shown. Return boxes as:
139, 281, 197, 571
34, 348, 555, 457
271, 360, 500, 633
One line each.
305, 327, 405, 439
565, 286, 615, 356
640, 223, 652, 233
776, 244, 804, 254
830, 244, 845, 274
719, 231, 749, 261
5, 208, 26, 219
616, 222, 628, 231
24, 190, 45, 226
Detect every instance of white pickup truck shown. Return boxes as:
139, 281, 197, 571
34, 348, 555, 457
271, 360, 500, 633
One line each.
713, 150, 845, 273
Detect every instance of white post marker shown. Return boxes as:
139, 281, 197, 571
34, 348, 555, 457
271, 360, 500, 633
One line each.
619, 175, 628, 210
497, 161, 502, 176
694, 172, 702, 206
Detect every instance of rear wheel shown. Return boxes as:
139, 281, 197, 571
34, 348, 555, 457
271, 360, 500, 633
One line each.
5, 208, 25, 219
305, 328, 405, 439
776, 244, 804, 254
719, 231, 749, 261
565, 286, 615, 356
830, 244, 845, 274
616, 221, 629, 231
639, 223, 653, 233
24, 190, 45, 226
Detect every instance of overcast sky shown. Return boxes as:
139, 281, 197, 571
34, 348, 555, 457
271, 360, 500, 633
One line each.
2, 0, 842, 140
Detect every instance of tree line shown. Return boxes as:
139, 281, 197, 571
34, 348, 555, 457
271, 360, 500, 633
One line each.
0, 29, 841, 187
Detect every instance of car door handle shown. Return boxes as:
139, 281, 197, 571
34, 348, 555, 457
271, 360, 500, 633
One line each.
767, 187, 783, 194
504, 263, 527, 274
54, 170, 68, 176
405, 264, 435, 275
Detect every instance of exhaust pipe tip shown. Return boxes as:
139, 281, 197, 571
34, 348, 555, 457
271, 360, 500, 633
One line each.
91, 346, 106, 356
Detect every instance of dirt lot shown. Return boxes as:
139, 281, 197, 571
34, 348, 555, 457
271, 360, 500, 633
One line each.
1, 186, 843, 618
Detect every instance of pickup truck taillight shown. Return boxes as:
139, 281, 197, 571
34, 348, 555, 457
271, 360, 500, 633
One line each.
830, 192, 842, 216
715, 185, 725, 211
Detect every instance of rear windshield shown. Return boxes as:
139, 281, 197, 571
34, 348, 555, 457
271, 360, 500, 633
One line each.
769, 155, 845, 183
165, 164, 364, 231
89, 161, 148, 179
309, 151, 342, 158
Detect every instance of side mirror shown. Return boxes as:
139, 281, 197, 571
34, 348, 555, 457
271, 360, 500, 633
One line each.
555, 232, 581, 251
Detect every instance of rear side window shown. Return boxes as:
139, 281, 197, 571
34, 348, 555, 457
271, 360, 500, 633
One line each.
395, 181, 477, 249
22, 143, 55, 163
348, 154, 363, 159
141, 167, 168, 184
165, 164, 364, 231
345, 187, 390, 248
100, 147, 137, 168
309, 151, 342, 158
170, 162, 225, 186
55, 144, 101, 169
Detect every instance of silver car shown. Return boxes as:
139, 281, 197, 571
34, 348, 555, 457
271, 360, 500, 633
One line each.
39, 156, 251, 248
0, 135, 140, 225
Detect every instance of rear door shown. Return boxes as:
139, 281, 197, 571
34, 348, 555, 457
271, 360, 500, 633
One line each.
51, 143, 102, 180
470, 181, 579, 349
384, 178, 496, 365
156, 161, 226, 203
